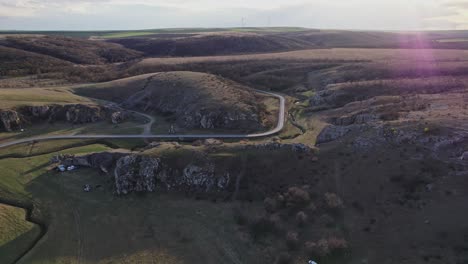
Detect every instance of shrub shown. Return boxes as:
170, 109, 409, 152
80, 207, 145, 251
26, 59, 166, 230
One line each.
264, 197, 277, 213
285, 187, 311, 208
305, 237, 349, 258
327, 237, 348, 251
295, 211, 308, 227
285, 231, 300, 250
324, 192, 344, 209
305, 239, 330, 257
276, 194, 286, 208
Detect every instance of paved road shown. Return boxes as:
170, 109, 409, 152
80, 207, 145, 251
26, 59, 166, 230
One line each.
0, 90, 285, 149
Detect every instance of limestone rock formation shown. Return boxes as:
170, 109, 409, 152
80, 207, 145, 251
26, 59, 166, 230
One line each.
176, 163, 230, 192
0, 110, 23, 132
111, 111, 127, 124
114, 155, 161, 194
0, 104, 128, 132
316, 125, 352, 144
53, 152, 231, 195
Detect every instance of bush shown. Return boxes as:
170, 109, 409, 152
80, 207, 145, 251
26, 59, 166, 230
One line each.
285, 187, 311, 208
305, 237, 348, 258
295, 211, 308, 227
285, 231, 300, 250
327, 237, 348, 251
305, 239, 330, 257
324, 192, 344, 209
276, 194, 286, 208
264, 197, 277, 213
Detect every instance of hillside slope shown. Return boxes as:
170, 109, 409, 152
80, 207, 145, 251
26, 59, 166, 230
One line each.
0, 35, 142, 64
74, 72, 269, 131
108, 32, 312, 57
108, 30, 468, 57
0, 45, 72, 76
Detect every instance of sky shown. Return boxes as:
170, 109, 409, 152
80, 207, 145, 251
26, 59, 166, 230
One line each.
0, 0, 468, 31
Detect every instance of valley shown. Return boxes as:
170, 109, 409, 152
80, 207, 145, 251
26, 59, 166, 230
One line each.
0, 28, 468, 264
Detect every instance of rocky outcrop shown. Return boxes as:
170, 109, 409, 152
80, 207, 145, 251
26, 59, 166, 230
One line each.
332, 113, 379, 126
247, 142, 313, 153
182, 110, 260, 130
0, 104, 128, 132
0, 110, 23, 132
111, 72, 267, 131
65, 105, 105, 123
111, 111, 127, 124
316, 125, 352, 144
52, 152, 231, 195
114, 155, 161, 194
177, 163, 230, 192
461, 152, 468, 161
53, 152, 125, 173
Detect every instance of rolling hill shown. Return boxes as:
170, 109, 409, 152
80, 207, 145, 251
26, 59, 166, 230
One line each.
74, 71, 270, 131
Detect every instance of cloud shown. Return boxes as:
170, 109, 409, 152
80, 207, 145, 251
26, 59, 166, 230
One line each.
423, 0, 468, 29
1, 0, 467, 30
444, 0, 468, 9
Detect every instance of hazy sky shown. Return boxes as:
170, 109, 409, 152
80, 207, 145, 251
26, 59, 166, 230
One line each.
0, 0, 467, 31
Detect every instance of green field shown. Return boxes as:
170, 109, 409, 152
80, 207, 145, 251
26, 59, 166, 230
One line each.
0, 143, 261, 263
0, 27, 308, 39
99, 31, 158, 39
0, 204, 41, 264
0, 88, 92, 109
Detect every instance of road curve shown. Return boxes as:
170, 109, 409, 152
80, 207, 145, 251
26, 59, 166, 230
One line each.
0, 89, 285, 149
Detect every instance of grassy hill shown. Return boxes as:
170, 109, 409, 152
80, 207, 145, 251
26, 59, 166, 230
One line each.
74, 72, 270, 131
0, 35, 142, 65
107, 29, 468, 57
0, 203, 41, 264
0, 27, 308, 38
0, 88, 92, 109
0, 46, 72, 77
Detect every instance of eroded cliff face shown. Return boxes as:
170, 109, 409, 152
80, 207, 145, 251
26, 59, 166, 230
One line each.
114, 155, 161, 194
112, 72, 267, 131
0, 104, 128, 132
53, 152, 231, 195
0, 110, 23, 132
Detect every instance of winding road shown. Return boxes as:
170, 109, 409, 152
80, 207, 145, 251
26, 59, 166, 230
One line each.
0, 89, 285, 149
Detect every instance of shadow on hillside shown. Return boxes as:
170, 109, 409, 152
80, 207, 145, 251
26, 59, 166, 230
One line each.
0, 226, 41, 264
18, 167, 258, 264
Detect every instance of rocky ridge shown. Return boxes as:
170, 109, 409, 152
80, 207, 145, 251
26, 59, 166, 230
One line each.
0, 104, 128, 132
53, 152, 231, 195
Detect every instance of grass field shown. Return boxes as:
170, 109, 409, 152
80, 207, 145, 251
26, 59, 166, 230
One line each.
0, 142, 263, 264
0, 88, 92, 109
0, 27, 308, 39
99, 31, 158, 39
0, 204, 41, 264
0, 120, 144, 144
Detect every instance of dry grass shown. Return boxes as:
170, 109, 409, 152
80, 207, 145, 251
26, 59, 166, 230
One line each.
135, 48, 468, 68
0, 87, 93, 109
0, 204, 41, 264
